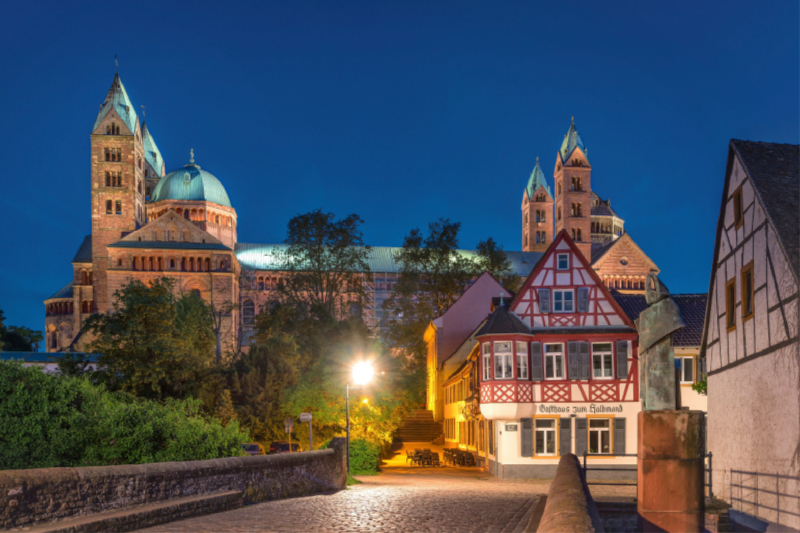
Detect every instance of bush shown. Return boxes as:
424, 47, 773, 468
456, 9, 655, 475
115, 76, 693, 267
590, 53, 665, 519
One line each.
348, 438, 380, 475
0, 362, 248, 470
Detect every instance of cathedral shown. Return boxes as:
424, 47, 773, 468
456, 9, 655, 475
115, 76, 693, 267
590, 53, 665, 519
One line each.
44, 75, 658, 352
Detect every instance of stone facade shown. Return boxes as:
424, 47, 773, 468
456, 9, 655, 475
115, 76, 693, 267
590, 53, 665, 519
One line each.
0, 439, 346, 530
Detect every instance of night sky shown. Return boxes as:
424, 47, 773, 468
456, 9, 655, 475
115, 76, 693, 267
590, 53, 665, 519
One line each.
1, 1, 797, 333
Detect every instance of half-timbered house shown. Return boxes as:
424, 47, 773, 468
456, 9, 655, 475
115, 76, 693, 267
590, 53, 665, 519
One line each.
472, 230, 640, 479
699, 140, 799, 529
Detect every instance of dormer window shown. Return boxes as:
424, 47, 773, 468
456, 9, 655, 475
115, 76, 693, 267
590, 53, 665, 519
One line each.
557, 253, 569, 270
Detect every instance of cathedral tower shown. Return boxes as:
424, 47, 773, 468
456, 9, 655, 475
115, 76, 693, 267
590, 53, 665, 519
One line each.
90, 74, 147, 314
521, 157, 554, 252
553, 119, 592, 260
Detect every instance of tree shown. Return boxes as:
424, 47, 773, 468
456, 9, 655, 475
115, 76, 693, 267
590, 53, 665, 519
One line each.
383, 219, 479, 368
86, 278, 216, 400
0, 306, 43, 352
475, 237, 523, 293
215, 389, 237, 427
275, 210, 371, 320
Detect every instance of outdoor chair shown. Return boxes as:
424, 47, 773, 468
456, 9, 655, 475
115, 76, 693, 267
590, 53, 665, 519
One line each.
420, 451, 432, 466
431, 452, 441, 467
405, 449, 415, 464
463, 453, 476, 467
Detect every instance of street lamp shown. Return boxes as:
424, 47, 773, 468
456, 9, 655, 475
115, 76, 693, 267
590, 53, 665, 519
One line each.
346, 361, 374, 474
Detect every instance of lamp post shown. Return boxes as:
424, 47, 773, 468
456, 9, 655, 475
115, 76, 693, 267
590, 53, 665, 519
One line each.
346, 361, 374, 475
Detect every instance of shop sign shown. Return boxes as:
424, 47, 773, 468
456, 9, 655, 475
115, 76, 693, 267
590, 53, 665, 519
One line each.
538, 404, 624, 415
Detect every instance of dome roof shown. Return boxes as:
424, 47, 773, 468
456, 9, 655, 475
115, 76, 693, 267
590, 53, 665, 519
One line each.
151, 154, 232, 208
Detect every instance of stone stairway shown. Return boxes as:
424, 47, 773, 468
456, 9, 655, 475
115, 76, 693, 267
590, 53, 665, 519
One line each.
394, 409, 443, 443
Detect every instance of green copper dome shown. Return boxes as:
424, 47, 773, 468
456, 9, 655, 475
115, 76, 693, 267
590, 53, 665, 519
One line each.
151, 152, 232, 208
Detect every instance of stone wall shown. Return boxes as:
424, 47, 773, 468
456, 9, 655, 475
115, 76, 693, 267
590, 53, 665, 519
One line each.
537, 453, 604, 533
0, 438, 346, 530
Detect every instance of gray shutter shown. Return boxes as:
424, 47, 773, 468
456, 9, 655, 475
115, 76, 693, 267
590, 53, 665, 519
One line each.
698, 357, 707, 378
538, 289, 551, 313
614, 418, 626, 455
560, 417, 572, 456
579, 341, 591, 380
530, 342, 543, 381
521, 418, 533, 457
616, 340, 629, 380
575, 418, 588, 458
568, 341, 579, 380
577, 287, 590, 312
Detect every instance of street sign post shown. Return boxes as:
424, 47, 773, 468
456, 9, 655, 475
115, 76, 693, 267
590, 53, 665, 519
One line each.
300, 413, 312, 450
285, 417, 294, 452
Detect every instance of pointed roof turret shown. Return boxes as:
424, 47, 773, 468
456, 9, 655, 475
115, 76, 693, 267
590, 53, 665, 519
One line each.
92, 73, 138, 134
142, 121, 165, 176
559, 117, 589, 164
525, 156, 552, 199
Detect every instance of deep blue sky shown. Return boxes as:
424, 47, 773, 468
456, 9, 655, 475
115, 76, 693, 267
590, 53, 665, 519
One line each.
1, 1, 798, 333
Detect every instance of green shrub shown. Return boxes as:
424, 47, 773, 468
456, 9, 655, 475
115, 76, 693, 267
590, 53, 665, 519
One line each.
348, 438, 380, 475
0, 362, 248, 470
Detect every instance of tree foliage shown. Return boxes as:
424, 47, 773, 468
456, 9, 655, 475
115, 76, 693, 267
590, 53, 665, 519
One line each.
475, 237, 522, 294
275, 209, 371, 320
0, 306, 43, 352
0, 362, 246, 470
85, 278, 216, 400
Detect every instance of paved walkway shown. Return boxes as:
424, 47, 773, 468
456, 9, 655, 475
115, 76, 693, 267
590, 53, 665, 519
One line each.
138, 444, 635, 533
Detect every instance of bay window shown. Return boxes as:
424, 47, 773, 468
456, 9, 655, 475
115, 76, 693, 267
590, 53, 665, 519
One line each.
516, 341, 528, 379
535, 419, 557, 455
553, 290, 574, 312
482, 343, 491, 380
494, 341, 513, 379
589, 419, 612, 454
592, 343, 614, 379
544, 343, 565, 380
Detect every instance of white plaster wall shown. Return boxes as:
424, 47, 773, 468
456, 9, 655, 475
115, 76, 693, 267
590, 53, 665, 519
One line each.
494, 401, 640, 468
708, 347, 800, 527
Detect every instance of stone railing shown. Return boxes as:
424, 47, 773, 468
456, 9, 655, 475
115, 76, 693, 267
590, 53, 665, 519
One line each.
0, 438, 346, 530
537, 453, 605, 533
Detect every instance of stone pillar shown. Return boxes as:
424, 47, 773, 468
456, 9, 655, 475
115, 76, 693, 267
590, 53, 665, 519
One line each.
638, 410, 705, 532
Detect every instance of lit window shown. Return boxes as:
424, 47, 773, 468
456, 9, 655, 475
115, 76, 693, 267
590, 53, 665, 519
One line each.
557, 253, 569, 270
676, 357, 694, 384
516, 341, 528, 380
482, 343, 491, 381
544, 343, 564, 380
589, 419, 612, 454
592, 343, 613, 379
553, 290, 574, 313
494, 341, 513, 379
535, 419, 557, 455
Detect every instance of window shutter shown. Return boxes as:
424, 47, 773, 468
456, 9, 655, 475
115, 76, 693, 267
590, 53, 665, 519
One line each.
614, 418, 626, 455
575, 418, 588, 457
530, 342, 543, 381
538, 289, 551, 313
698, 357, 707, 378
560, 417, 572, 456
577, 287, 590, 312
521, 418, 533, 457
568, 341, 579, 380
616, 340, 629, 380
579, 342, 591, 380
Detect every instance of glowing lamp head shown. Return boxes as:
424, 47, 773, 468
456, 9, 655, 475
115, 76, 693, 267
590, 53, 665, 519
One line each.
352, 361, 374, 386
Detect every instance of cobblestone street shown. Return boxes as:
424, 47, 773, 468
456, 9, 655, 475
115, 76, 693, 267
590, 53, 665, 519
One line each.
138, 449, 636, 533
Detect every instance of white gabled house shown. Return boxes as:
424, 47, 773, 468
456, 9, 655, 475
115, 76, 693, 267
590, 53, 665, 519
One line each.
699, 140, 799, 530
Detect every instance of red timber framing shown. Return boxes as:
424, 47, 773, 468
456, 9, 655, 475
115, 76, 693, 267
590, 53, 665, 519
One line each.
476, 230, 640, 404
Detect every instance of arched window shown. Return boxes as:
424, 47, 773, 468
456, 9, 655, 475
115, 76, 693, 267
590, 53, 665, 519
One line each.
115, 200, 122, 214
106, 200, 113, 214
576, 229, 582, 241
535, 232, 540, 244
82, 270, 88, 285
258, 277, 264, 291
242, 300, 255, 325
557, 181, 562, 196
541, 210, 545, 222
192, 289, 201, 298
181, 258, 186, 272
189, 257, 194, 271
184, 210, 190, 220
170, 258, 175, 269
571, 228, 576, 240
536, 211, 540, 223
51, 331, 58, 349
541, 233, 546, 244
82, 300, 89, 313
205, 258, 211, 271
557, 207, 562, 221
